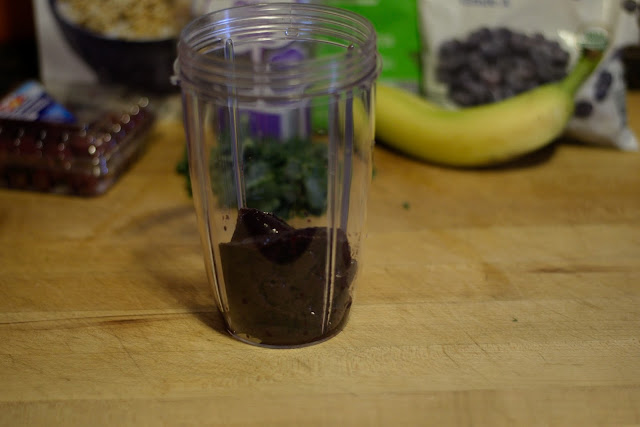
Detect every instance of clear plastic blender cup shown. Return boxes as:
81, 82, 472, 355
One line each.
175, 3, 381, 348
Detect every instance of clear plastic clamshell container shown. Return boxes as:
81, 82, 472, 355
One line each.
0, 82, 155, 196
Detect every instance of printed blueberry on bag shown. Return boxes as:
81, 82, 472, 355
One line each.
418, 0, 640, 150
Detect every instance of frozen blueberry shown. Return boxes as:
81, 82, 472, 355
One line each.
549, 65, 568, 81
496, 87, 516, 100
455, 69, 475, 85
450, 90, 476, 106
531, 45, 554, 68
496, 56, 515, 74
509, 32, 530, 54
507, 73, 534, 93
479, 67, 502, 85
437, 28, 570, 107
512, 57, 536, 79
439, 54, 467, 71
467, 27, 493, 47
436, 65, 455, 84
536, 64, 558, 83
519, 80, 539, 94
460, 76, 482, 93
574, 100, 594, 118
494, 27, 513, 42
479, 40, 506, 59
439, 39, 465, 58
466, 82, 491, 104
468, 52, 488, 74
549, 44, 570, 66
532, 33, 547, 44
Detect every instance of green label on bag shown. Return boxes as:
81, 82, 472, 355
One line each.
326, 0, 422, 91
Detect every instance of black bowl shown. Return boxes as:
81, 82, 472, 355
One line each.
48, 0, 178, 93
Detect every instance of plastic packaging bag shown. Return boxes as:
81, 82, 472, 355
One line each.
418, 0, 640, 150
325, 0, 422, 92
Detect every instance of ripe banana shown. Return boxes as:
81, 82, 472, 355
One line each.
375, 54, 601, 167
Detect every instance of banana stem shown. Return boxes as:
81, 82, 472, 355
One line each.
560, 52, 603, 95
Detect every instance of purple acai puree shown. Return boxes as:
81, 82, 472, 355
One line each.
219, 208, 357, 346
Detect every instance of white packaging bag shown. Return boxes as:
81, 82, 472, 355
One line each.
418, 0, 639, 150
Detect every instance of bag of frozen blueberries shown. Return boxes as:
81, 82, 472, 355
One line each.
418, 0, 640, 151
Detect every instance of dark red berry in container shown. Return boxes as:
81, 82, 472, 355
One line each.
120, 112, 137, 132
7, 167, 30, 189
16, 130, 40, 156
1, 90, 155, 196
68, 131, 100, 158
70, 172, 100, 196
31, 169, 52, 191
110, 122, 127, 143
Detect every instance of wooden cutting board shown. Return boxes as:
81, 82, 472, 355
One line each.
0, 94, 639, 426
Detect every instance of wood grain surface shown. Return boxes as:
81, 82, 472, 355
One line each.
1, 94, 639, 426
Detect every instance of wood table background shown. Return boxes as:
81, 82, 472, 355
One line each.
1, 94, 639, 426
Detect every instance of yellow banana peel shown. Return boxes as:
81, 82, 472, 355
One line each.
375, 54, 602, 167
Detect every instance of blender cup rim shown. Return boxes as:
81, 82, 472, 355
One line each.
175, 2, 381, 100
